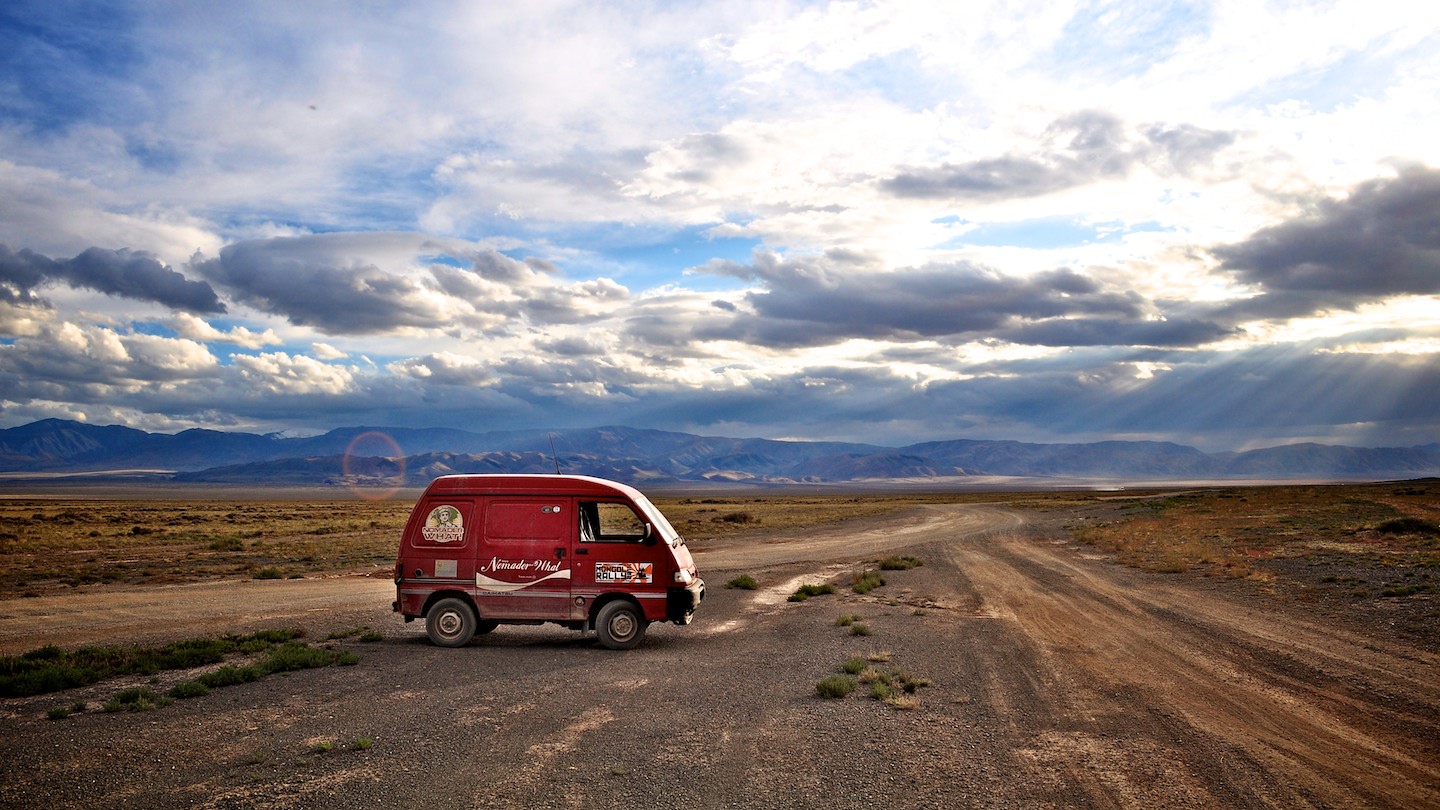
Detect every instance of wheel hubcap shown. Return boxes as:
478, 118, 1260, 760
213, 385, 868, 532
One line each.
610, 613, 635, 639
438, 611, 461, 636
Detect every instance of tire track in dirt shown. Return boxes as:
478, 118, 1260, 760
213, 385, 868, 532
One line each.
941, 528, 1440, 808
693, 503, 1024, 572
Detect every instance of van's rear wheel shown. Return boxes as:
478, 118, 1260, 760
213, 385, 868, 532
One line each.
426, 597, 477, 647
596, 600, 646, 650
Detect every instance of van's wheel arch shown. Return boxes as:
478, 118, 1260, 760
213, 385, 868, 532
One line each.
595, 599, 647, 650
425, 597, 478, 647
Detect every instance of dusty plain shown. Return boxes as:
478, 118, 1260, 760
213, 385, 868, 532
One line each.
1, 482, 1437, 808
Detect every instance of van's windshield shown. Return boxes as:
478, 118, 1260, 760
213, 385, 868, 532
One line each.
631, 492, 683, 547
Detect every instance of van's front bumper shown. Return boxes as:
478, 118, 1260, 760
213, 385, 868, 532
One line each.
666, 578, 705, 624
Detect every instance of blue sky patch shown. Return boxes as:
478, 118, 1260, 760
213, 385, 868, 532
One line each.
954, 217, 1129, 249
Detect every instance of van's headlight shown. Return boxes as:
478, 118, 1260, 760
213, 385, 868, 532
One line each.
673, 569, 693, 585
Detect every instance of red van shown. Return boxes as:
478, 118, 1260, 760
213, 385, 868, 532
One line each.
393, 474, 704, 649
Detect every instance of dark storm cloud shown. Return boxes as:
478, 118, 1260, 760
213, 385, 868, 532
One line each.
470, 250, 554, 284
882, 111, 1235, 200
0, 244, 225, 313
694, 252, 1145, 348
0, 246, 47, 306
1002, 316, 1236, 347
432, 250, 628, 328
1142, 123, 1237, 174
882, 155, 1085, 200
195, 237, 629, 336
193, 237, 445, 334
1212, 165, 1440, 319
537, 335, 602, 357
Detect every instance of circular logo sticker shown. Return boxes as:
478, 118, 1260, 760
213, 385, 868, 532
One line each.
421, 505, 465, 544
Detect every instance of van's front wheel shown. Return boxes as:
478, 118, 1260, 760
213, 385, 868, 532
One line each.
596, 600, 646, 650
426, 597, 477, 647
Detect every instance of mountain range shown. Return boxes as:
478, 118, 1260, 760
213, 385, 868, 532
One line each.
1, 419, 1437, 487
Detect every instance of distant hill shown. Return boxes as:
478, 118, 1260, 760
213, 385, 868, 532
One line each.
1, 419, 1437, 486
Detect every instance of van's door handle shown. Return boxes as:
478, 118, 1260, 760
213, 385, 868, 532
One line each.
574, 548, 589, 555
555, 547, 566, 560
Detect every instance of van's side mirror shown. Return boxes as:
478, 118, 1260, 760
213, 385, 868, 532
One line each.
642, 522, 655, 544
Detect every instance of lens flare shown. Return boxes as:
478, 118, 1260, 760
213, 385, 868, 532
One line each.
341, 431, 406, 500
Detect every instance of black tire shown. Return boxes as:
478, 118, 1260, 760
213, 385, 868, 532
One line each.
476, 618, 501, 635
595, 600, 647, 650
425, 597, 477, 647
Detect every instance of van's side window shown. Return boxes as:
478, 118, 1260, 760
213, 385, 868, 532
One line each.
579, 501, 647, 542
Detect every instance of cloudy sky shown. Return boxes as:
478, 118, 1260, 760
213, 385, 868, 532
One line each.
2, 1, 1438, 451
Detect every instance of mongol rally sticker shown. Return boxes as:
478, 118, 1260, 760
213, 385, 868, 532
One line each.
421, 504, 465, 543
595, 562, 653, 584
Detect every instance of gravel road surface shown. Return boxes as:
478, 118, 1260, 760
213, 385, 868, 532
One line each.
1, 503, 1436, 808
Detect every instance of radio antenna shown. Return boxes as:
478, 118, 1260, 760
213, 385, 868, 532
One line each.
548, 433, 562, 475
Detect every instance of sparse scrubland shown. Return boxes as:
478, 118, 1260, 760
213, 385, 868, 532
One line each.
0, 492, 984, 596
0, 481, 1436, 808
1, 484, 1435, 612
1067, 482, 1440, 605
0, 500, 413, 594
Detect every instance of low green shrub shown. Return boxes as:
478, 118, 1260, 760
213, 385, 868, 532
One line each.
104, 687, 172, 712
263, 642, 336, 673
1376, 517, 1440, 536
0, 661, 97, 697
788, 583, 837, 602
153, 638, 232, 670
725, 574, 759, 590
884, 694, 920, 710
879, 555, 923, 570
198, 664, 262, 688
1380, 583, 1434, 597
815, 675, 857, 699
823, 655, 934, 707
252, 628, 305, 643
884, 668, 932, 693
22, 645, 64, 661
1, 627, 334, 700
851, 570, 886, 594
168, 680, 210, 699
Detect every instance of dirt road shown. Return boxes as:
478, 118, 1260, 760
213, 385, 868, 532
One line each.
2, 503, 1437, 808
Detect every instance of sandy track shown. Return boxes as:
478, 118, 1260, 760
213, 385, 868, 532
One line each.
0, 576, 397, 656
935, 515, 1440, 808
2, 503, 1437, 808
